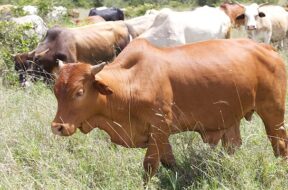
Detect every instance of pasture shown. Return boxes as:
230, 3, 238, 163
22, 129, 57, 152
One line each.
1, 1, 288, 189
1, 29, 288, 189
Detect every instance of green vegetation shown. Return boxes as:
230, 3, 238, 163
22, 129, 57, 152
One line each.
0, 21, 38, 86
1, 0, 288, 189
1, 1, 286, 13
1, 75, 288, 189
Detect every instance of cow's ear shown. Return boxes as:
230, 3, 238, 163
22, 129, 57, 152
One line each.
93, 76, 113, 95
236, 14, 245, 20
258, 12, 266, 17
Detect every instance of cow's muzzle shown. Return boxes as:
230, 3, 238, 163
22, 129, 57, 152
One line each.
246, 25, 256, 30
51, 122, 77, 136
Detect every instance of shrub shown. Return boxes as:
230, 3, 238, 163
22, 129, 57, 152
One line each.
125, 3, 158, 18
0, 21, 39, 86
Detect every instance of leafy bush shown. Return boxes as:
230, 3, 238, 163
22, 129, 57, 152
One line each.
11, 6, 27, 17
0, 21, 39, 86
125, 3, 157, 18
35, 1, 52, 18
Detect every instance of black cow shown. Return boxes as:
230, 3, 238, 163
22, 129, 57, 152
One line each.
88, 7, 124, 21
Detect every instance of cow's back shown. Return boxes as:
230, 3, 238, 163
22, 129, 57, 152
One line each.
138, 7, 231, 47
124, 14, 157, 37
72, 21, 130, 62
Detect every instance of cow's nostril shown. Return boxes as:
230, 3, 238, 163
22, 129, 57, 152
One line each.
58, 125, 64, 132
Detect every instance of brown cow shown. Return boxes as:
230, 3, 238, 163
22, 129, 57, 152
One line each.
51, 38, 288, 183
33, 21, 133, 76
74, 16, 105, 26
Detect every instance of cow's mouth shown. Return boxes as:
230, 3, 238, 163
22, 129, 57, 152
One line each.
246, 25, 256, 30
51, 122, 77, 136
78, 121, 95, 134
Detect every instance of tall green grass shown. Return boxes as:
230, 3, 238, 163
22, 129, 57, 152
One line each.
1, 82, 288, 189
1, 27, 288, 190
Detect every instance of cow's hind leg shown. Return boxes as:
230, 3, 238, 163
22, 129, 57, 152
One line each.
221, 121, 242, 154
257, 106, 288, 158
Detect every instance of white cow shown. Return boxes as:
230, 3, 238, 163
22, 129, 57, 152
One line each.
124, 14, 158, 38
138, 6, 232, 47
236, 3, 288, 48
11, 15, 48, 40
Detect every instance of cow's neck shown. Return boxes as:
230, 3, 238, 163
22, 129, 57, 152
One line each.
96, 66, 138, 119
89, 66, 150, 148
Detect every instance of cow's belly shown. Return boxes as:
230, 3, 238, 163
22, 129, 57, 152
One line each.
271, 27, 287, 41
169, 81, 255, 133
171, 99, 249, 133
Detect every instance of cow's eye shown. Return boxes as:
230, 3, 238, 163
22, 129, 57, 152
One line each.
75, 89, 84, 97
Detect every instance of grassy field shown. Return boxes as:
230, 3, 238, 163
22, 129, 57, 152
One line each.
1, 31, 288, 189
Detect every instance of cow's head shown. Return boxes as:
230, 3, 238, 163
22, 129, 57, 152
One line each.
220, 2, 245, 27
236, 3, 266, 30
51, 62, 113, 136
34, 27, 71, 74
14, 51, 35, 86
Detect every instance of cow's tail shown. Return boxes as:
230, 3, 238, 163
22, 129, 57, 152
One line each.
125, 23, 138, 40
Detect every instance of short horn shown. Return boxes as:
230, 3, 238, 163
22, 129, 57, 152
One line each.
91, 62, 107, 75
35, 48, 49, 57
57, 59, 65, 68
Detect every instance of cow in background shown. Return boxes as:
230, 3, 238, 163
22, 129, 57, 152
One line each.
88, 7, 124, 21
138, 6, 232, 47
235, 3, 288, 48
14, 52, 35, 87
220, 2, 245, 27
14, 51, 55, 86
32, 21, 133, 78
124, 14, 157, 38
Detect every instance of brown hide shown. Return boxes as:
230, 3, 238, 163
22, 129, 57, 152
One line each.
52, 38, 288, 181
34, 21, 131, 74
220, 3, 245, 27
74, 16, 105, 26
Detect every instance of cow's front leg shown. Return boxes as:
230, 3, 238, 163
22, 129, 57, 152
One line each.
143, 131, 175, 184
160, 142, 176, 170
